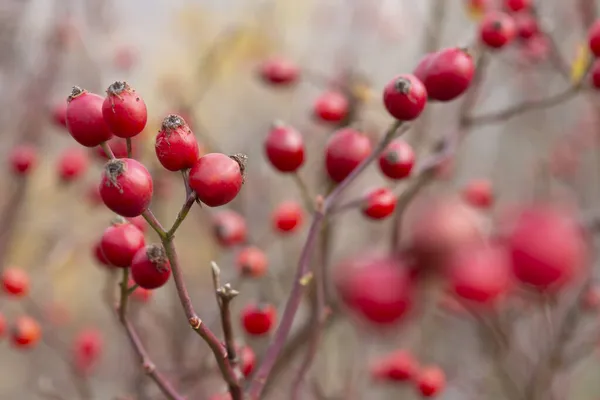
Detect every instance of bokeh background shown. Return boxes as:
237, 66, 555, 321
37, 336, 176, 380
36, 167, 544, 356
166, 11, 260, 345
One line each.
2, 0, 600, 399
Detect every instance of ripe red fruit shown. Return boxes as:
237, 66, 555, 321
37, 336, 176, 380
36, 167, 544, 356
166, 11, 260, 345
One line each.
66, 87, 113, 147
414, 48, 475, 102
2, 268, 29, 297
264, 122, 305, 173
416, 366, 446, 397
378, 139, 415, 180
515, 13, 539, 40
383, 74, 427, 121
336, 254, 413, 325
127, 216, 147, 233
462, 178, 494, 209
479, 11, 517, 49
313, 91, 349, 123
506, 205, 588, 291
371, 350, 419, 382
0, 313, 5, 338
131, 245, 172, 289
100, 218, 146, 268
52, 101, 68, 129
325, 128, 372, 183
505, 0, 530, 12
99, 158, 153, 217
9, 145, 37, 176
241, 303, 277, 336
155, 114, 201, 171
259, 57, 300, 86
73, 328, 103, 375
591, 59, 600, 89
362, 187, 397, 220
113, 46, 138, 71
237, 246, 268, 277
11, 316, 41, 349
212, 210, 247, 247
272, 201, 304, 233
188, 153, 245, 207
588, 20, 600, 57
239, 345, 256, 377
94, 137, 135, 160
102, 81, 147, 138
58, 147, 89, 183
446, 243, 512, 304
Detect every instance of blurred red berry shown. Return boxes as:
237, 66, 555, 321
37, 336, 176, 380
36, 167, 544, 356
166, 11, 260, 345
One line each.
113, 46, 138, 71
9, 145, 37, 176
239, 345, 256, 377
2, 268, 29, 297
11, 316, 41, 349
52, 101, 68, 129
99, 158, 153, 217
237, 246, 268, 278
66, 87, 113, 147
155, 114, 201, 171
259, 57, 299, 86
264, 122, 305, 173
325, 128, 372, 183
462, 178, 494, 209
378, 139, 415, 180
416, 366, 446, 397
362, 187, 397, 220
100, 217, 146, 268
0, 313, 5, 338
504, 0, 530, 12
383, 74, 427, 120
212, 210, 247, 247
588, 20, 600, 57
58, 147, 89, 183
371, 350, 419, 382
272, 201, 304, 234
73, 328, 103, 376
415, 48, 475, 102
189, 153, 245, 207
93, 241, 112, 268
591, 59, 600, 89
313, 91, 349, 123
102, 81, 147, 138
131, 245, 171, 289
515, 13, 539, 40
480, 11, 517, 49
241, 303, 277, 336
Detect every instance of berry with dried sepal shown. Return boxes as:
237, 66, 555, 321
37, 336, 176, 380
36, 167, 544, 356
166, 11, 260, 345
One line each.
99, 158, 153, 217
155, 114, 201, 171
102, 81, 147, 138
383, 74, 427, 120
100, 217, 146, 268
188, 153, 246, 207
131, 245, 171, 289
66, 86, 113, 147
237, 246, 268, 277
378, 139, 415, 180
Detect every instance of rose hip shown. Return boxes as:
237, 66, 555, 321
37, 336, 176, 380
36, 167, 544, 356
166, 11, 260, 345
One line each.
313, 91, 349, 123
11, 316, 41, 349
188, 153, 245, 207
415, 48, 475, 102
259, 57, 300, 86
99, 158, 153, 217
272, 201, 304, 234
212, 210, 247, 247
325, 128, 372, 183
264, 122, 305, 173
378, 139, 415, 180
9, 145, 37, 176
480, 11, 517, 49
100, 217, 146, 268
383, 74, 427, 121
58, 147, 89, 183
362, 187, 397, 220
155, 114, 201, 171
66, 87, 113, 147
241, 303, 277, 336
236, 246, 268, 278
2, 268, 29, 297
131, 245, 172, 289
102, 81, 147, 138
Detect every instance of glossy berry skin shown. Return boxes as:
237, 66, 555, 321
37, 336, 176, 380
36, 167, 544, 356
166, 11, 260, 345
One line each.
73, 329, 103, 375
9, 145, 37, 176
241, 303, 277, 336
99, 158, 153, 217
272, 201, 304, 233
259, 57, 299, 86
58, 147, 89, 182
66, 87, 113, 147
237, 246, 268, 277
239, 345, 256, 377
11, 316, 41, 349
589, 20, 600, 57
102, 81, 147, 138
515, 13, 539, 40
378, 139, 415, 180
371, 350, 418, 382
264, 122, 305, 173
188, 153, 245, 207
383, 74, 427, 121
313, 91, 349, 123
362, 188, 397, 220
212, 210, 247, 247
480, 12, 517, 49
155, 114, 201, 171
2, 268, 29, 297
505, 0, 530, 12
416, 366, 446, 397
414, 48, 475, 102
131, 245, 172, 289
52, 101, 68, 129
93, 241, 112, 268
325, 128, 372, 183
462, 178, 494, 209
506, 205, 587, 292
94, 137, 135, 160
100, 219, 146, 268
591, 59, 600, 89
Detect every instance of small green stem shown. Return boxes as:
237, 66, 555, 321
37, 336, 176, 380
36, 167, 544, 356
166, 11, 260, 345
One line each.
127, 283, 139, 295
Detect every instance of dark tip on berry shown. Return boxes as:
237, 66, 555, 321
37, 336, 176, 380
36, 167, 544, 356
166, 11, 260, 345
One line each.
111, 215, 127, 226
107, 81, 130, 96
146, 244, 169, 272
161, 114, 186, 132
105, 159, 126, 189
68, 86, 86, 102
385, 150, 400, 164
230, 153, 248, 183
394, 77, 412, 95
492, 20, 503, 31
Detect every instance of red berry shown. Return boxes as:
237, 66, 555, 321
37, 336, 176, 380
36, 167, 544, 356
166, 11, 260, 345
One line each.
239, 345, 256, 377
58, 147, 89, 183
9, 145, 37, 176
362, 187, 397, 220
94, 136, 136, 160
236, 246, 268, 278
99, 158, 153, 217
506, 205, 588, 291
480, 11, 517, 49
259, 57, 300, 86
127, 216, 147, 233
383, 74, 427, 120
113, 46, 138, 71
371, 350, 419, 382
272, 201, 304, 233
66, 87, 113, 147
73, 328, 103, 375
100, 217, 146, 268
0, 313, 5, 338
462, 178, 494, 209
414, 48, 475, 102
188, 153, 245, 207
505, 0, 530, 12
131, 245, 172, 289
264, 122, 305, 173
11, 316, 41, 349
591, 59, 600, 89
93, 241, 112, 268
515, 13, 539, 40
102, 81, 147, 138
155, 114, 202, 171
241, 303, 277, 336
52, 101, 68, 129
2, 267, 29, 297
589, 20, 600, 57
325, 128, 372, 183
447, 243, 512, 304
212, 210, 247, 247
416, 366, 446, 397
378, 139, 415, 180
313, 91, 349, 123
